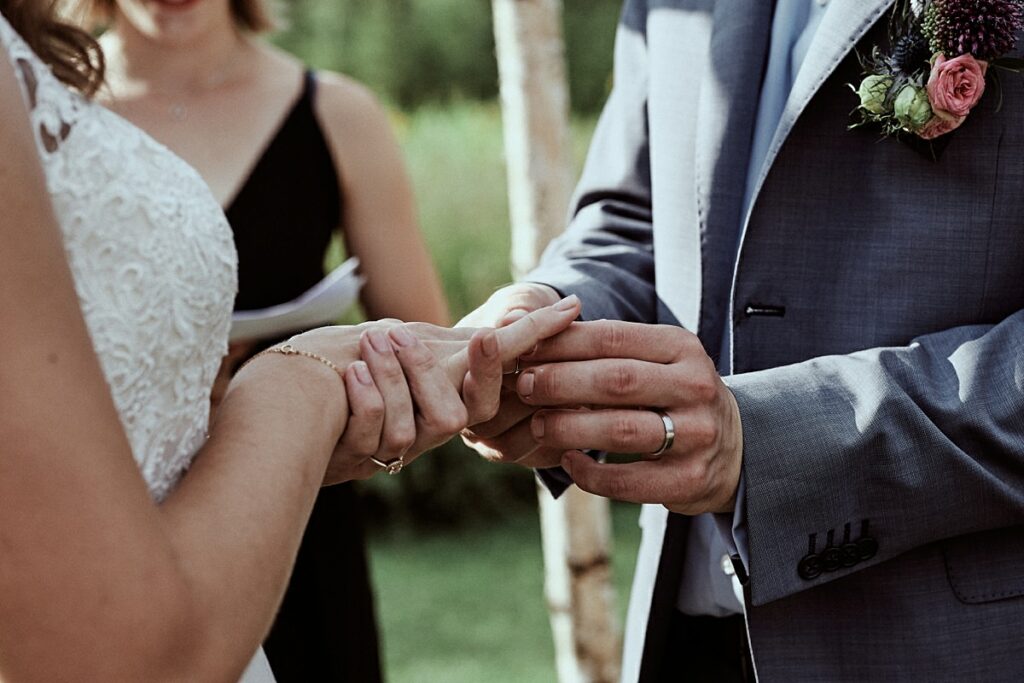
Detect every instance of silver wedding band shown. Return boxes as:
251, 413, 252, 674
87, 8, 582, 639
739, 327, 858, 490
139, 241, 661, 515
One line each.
504, 357, 521, 376
651, 411, 675, 457
371, 456, 405, 475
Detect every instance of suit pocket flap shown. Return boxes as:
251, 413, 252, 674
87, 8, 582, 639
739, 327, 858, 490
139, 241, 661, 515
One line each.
943, 526, 1024, 604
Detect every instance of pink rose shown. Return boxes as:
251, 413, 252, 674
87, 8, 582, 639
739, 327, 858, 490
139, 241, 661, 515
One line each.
918, 114, 966, 140
926, 53, 988, 119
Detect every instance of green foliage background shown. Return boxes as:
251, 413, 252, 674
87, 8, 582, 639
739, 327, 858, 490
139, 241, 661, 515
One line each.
275, 0, 621, 114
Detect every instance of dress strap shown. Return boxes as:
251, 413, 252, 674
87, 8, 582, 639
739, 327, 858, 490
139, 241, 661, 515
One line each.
303, 68, 318, 103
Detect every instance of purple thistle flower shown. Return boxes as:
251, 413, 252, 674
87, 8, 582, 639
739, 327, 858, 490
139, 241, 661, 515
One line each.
924, 0, 1024, 60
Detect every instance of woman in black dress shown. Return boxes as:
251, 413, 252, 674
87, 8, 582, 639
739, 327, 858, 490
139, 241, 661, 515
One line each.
91, 0, 450, 679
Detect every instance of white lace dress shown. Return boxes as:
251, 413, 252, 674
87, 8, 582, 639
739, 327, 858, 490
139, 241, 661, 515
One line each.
0, 13, 275, 683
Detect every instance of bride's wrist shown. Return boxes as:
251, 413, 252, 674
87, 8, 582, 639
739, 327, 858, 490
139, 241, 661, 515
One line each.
230, 342, 356, 438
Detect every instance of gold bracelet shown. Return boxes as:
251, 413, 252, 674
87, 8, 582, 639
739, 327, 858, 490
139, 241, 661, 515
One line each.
240, 344, 345, 382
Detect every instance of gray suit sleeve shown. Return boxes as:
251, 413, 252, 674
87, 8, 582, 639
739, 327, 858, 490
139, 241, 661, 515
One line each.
528, 0, 656, 326
529, 0, 656, 497
727, 310, 1024, 606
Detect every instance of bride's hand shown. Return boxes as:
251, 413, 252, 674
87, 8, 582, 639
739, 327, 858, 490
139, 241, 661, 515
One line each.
346, 296, 582, 470
281, 318, 496, 484
322, 324, 472, 483
285, 296, 579, 483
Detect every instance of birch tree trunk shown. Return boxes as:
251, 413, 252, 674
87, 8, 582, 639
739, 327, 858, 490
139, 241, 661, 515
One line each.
492, 2, 622, 681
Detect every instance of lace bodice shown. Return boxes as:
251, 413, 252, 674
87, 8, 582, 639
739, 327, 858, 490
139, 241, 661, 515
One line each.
0, 15, 238, 501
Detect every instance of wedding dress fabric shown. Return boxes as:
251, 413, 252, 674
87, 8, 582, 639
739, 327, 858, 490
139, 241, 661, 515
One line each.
0, 14, 274, 682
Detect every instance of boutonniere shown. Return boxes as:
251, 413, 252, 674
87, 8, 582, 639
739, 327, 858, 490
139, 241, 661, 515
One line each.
851, 0, 1024, 141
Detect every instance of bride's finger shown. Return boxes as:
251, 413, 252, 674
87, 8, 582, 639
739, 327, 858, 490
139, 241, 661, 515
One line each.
493, 295, 580, 364
447, 295, 581, 375
335, 362, 384, 458
389, 327, 468, 438
360, 329, 416, 463
324, 363, 388, 484
463, 329, 503, 425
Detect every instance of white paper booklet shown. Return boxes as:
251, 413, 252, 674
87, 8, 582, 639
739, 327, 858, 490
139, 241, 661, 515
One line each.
229, 258, 365, 342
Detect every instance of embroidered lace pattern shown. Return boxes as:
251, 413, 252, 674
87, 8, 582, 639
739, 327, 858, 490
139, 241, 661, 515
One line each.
0, 15, 238, 501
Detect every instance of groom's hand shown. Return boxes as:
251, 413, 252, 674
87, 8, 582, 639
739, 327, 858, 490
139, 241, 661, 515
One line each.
458, 283, 578, 468
517, 321, 743, 515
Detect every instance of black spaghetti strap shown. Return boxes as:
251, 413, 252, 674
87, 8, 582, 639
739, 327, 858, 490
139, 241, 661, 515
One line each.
224, 66, 343, 312
303, 68, 317, 101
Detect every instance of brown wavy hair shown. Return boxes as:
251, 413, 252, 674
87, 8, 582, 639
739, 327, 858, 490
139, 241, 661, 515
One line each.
1, 0, 105, 96
84, 0, 278, 33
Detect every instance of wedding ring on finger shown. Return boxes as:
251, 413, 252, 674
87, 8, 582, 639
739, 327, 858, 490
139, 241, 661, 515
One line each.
370, 456, 405, 475
651, 410, 675, 457
503, 356, 521, 376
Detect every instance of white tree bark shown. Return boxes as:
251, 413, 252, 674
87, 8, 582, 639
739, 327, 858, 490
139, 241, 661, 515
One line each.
492, 2, 622, 681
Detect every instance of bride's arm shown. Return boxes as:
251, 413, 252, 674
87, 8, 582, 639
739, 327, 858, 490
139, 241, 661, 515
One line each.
0, 54, 582, 682
0, 55, 367, 681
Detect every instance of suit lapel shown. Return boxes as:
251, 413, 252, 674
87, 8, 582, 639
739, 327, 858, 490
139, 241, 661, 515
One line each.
650, 0, 773, 336
745, 0, 895, 214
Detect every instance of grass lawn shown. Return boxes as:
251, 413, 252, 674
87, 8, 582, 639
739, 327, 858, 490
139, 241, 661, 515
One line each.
369, 501, 643, 683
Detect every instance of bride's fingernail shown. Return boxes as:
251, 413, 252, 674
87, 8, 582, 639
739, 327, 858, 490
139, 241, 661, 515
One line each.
368, 330, 391, 354
482, 332, 499, 358
353, 362, 373, 386
554, 295, 579, 312
389, 328, 416, 348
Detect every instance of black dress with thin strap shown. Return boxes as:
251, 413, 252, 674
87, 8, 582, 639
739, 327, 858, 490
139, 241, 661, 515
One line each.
226, 69, 382, 683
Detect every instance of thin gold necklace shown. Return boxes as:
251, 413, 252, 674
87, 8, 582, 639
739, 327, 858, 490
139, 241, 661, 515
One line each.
162, 64, 237, 122
138, 42, 248, 122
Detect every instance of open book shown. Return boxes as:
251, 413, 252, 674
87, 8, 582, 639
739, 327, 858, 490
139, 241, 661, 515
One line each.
229, 258, 365, 342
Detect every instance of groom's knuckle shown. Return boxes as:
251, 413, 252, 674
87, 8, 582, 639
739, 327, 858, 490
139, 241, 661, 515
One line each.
687, 415, 717, 449
682, 459, 709, 490
675, 328, 702, 356
688, 372, 718, 404
598, 323, 629, 357
610, 416, 640, 451
604, 364, 638, 398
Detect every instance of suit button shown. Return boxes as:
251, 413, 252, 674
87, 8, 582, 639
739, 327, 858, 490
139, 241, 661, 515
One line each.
798, 553, 822, 580
720, 554, 736, 577
821, 547, 842, 572
840, 543, 860, 568
857, 537, 879, 561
